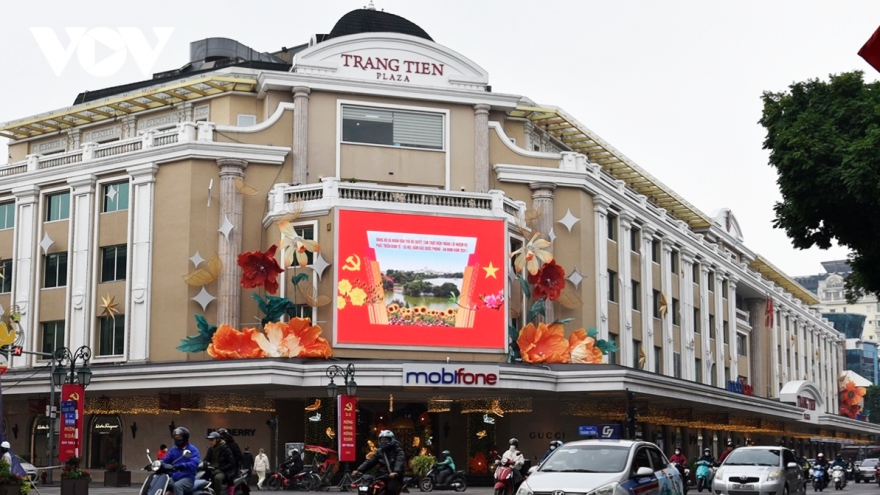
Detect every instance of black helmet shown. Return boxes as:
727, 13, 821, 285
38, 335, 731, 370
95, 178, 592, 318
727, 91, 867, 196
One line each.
218, 428, 230, 438
509, 438, 519, 447
173, 427, 190, 441
704, 448, 710, 453
207, 432, 221, 440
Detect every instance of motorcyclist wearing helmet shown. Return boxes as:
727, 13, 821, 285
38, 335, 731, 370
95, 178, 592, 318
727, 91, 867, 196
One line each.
352, 430, 407, 495
831, 455, 846, 469
698, 448, 715, 466
164, 427, 201, 495
205, 431, 236, 495
718, 441, 734, 464
218, 428, 249, 494
0, 441, 11, 466
501, 438, 525, 487
542, 441, 564, 462
814, 453, 830, 486
279, 448, 304, 478
669, 446, 688, 466
434, 450, 456, 486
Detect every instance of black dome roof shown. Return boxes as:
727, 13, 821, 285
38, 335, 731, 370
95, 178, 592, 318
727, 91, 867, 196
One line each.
326, 8, 433, 42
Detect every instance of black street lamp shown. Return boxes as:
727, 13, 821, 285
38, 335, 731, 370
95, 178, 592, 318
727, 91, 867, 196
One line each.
326, 363, 357, 397
52, 346, 92, 387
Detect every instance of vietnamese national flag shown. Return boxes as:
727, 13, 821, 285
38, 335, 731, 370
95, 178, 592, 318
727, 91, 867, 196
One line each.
858, 25, 880, 72
765, 297, 775, 328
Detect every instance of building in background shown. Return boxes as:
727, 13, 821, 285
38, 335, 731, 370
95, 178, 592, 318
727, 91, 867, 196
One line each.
797, 261, 880, 342
0, 5, 871, 478
824, 313, 879, 384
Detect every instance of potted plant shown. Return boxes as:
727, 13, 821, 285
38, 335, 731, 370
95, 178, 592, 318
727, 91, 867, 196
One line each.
410, 455, 436, 479
103, 459, 130, 487
60, 456, 90, 495
0, 460, 30, 495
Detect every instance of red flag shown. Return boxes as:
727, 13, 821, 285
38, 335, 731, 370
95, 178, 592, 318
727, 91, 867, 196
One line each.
859, 25, 880, 72
765, 297, 775, 328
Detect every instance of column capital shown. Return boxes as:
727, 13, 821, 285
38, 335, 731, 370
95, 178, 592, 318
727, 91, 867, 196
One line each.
292, 86, 311, 98
528, 181, 557, 192
680, 247, 697, 264
593, 194, 612, 213
700, 263, 711, 275
67, 174, 97, 193
128, 164, 159, 184
473, 103, 491, 115
217, 158, 249, 177
662, 241, 674, 254
618, 209, 636, 226
12, 185, 40, 202
640, 224, 657, 238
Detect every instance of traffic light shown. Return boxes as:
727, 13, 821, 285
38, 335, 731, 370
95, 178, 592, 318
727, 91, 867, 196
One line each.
266, 418, 278, 429
11, 346, 21, 356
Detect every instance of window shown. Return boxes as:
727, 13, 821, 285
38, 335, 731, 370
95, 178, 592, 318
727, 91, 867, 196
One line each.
631, 228, 640, 253
723, 320, 729, 344
632, 448, 652, 474
672, 298, 681, 325
654, 346, 662, 373
103, 182, 129, 213
694, 308, 701, 334
633, 341, 641, 368
673, 352, 681, 378
651, 240, 660, 263
671, 250, 679, 273
0, 259, 11, 293
710, 363, 717, 386
693, 263, 700, 284
342, 106, 444, 150
607, 214, 617, 241
652, 290, 661, 318
708, 271, 715, 290
632, 280, 640, 311
737, 333, 747, 356
709, 314, 716, 340
608, 270, 618, 303
101, 245, 127, 282
46, 192, 70, 221
695, 358, 702, 383
44, 253, 67, 288
869, 305, 874, 314
41, 321, 64, 355
289, 224, 315, 266
647, 448, 667, 471
0, 202, 14, 230
607, 350, 617, 365
98, 315, 125, 356
722, 279, 729, 299
237, 114, 257, 127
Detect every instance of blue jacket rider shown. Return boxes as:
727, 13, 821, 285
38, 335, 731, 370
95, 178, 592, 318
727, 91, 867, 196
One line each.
164, 426, 202, 495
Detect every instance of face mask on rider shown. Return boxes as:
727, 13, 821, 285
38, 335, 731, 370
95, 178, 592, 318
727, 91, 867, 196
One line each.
675, 450, 681, 455
174, 437, 186, 448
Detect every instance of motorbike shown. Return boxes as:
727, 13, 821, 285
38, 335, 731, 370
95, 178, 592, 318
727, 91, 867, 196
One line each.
671, 463, 689, 494
493, 458, 519, 495
695, 460, 713, 493
813, 466, 827, 492
845, 465, 854, 481
419, 466, 467, 492
831, 465, 846, 490
139, 448, 212, 495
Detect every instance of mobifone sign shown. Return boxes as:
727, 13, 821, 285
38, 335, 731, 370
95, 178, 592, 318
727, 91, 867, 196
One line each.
402, 363, 499, 387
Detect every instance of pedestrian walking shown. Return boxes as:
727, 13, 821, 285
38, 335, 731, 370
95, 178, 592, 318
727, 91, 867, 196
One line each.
254, 448, 270, 490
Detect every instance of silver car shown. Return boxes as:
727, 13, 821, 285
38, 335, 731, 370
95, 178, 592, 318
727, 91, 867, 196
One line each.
517, 440, 685, 495
713, 447, 804, 495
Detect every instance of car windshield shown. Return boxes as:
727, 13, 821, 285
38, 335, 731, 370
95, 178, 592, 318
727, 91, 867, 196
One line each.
723, 449, 781, 467
862, 459, 878, 467
540, 445, 630, 473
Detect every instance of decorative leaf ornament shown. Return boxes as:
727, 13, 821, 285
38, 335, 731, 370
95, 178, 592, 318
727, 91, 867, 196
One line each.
234, 177, 258, 195
183, 254, 222, 286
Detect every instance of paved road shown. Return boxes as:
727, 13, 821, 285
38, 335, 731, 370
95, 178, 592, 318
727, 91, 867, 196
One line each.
27, 483, 498, 495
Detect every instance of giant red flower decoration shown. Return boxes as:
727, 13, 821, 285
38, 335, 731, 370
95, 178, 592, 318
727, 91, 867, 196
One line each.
516, 322, 569, 363
238, 245, 284, 294
840, 380, 866, 406
207, 325, 266, 359
528, 260, 566, 301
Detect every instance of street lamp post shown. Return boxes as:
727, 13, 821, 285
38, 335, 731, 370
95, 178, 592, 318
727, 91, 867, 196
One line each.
47, 346, 92, 485
326, 363, 357, 482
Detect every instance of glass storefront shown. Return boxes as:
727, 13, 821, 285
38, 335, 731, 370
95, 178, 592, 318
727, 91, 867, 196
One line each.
89, 415, 123, 469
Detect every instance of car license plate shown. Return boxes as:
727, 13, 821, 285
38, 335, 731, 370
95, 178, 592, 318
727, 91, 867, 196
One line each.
732, 484, 754, 490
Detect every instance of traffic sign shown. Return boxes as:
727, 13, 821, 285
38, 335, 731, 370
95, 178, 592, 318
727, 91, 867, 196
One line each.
578, 425, 598, 437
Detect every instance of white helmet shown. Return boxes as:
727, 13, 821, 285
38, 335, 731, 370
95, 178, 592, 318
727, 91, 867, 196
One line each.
0, 441, 9, 449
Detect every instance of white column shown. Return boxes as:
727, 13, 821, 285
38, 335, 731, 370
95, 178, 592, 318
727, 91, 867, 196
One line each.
780, 309, 789, 385
680, 248, 696, 381
831, 338, 840, 414
641, 226, 656, 372
823, 335, 832, 410
217, 158, 248, 329
788, 314, 797, 383
727, 276, 739, 380
126, 164, 158, 362
714, 268, 724, 386
66, 175, 97, 351
661, 243, 674, 376
699, 263, 711, 384
474, 104, 490, 193
618, 211, 635, 368
11, 186, 39, 369
529, 182, 556, 322
594, 195, 611, 341
768, 296, 779, 397
293, 86, 310, 185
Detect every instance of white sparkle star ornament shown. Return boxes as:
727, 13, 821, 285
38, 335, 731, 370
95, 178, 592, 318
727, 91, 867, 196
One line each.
189, 251, 205, 268
219, 215, 235, 242
39, 232, 54, 255
557, 208, 580, 233
106, 184, 118, 202
567, 266, 585, 289
309, 252, 331, 281
192, 287, 216, 312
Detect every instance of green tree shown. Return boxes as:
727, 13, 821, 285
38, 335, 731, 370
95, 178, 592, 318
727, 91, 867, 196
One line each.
864, 384, 880, 424
760, 71, 880, 299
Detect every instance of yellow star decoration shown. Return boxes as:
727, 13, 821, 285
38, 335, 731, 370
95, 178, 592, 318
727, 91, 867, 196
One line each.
483, 262, 499, 279
100, 294, 120, 320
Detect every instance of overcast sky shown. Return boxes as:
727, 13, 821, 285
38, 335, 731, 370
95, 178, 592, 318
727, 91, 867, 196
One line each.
2, 0, 877, 278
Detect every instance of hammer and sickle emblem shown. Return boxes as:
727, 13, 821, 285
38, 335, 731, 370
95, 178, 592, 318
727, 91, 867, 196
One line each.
68, 392, 80, 401
342, 254, 361, 271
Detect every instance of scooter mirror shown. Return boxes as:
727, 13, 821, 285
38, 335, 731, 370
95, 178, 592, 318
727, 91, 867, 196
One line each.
145, 449, 150, 454
183, 450, 192, 458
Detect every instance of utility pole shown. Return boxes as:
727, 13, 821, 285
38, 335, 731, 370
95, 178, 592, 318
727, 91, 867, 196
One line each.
14, 348, 57, 484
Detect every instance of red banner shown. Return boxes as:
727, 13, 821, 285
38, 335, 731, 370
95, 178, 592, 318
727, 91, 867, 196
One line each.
337, 395, 357, 462
58, 384, 84, 462
335, 210, 507, 350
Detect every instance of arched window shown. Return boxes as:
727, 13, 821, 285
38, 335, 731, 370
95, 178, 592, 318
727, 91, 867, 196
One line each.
89, 415, 123, 469
30, 416, 53, 467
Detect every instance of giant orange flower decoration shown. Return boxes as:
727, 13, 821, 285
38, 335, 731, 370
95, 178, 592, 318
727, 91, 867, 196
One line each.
238, 245, 284, 294
517, 322, 569, 363
207, 325, 266, 359
286, 317, 333, 358
568, 329, 604, 364
840, 380, 866, 406
528, 260, 565, 301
